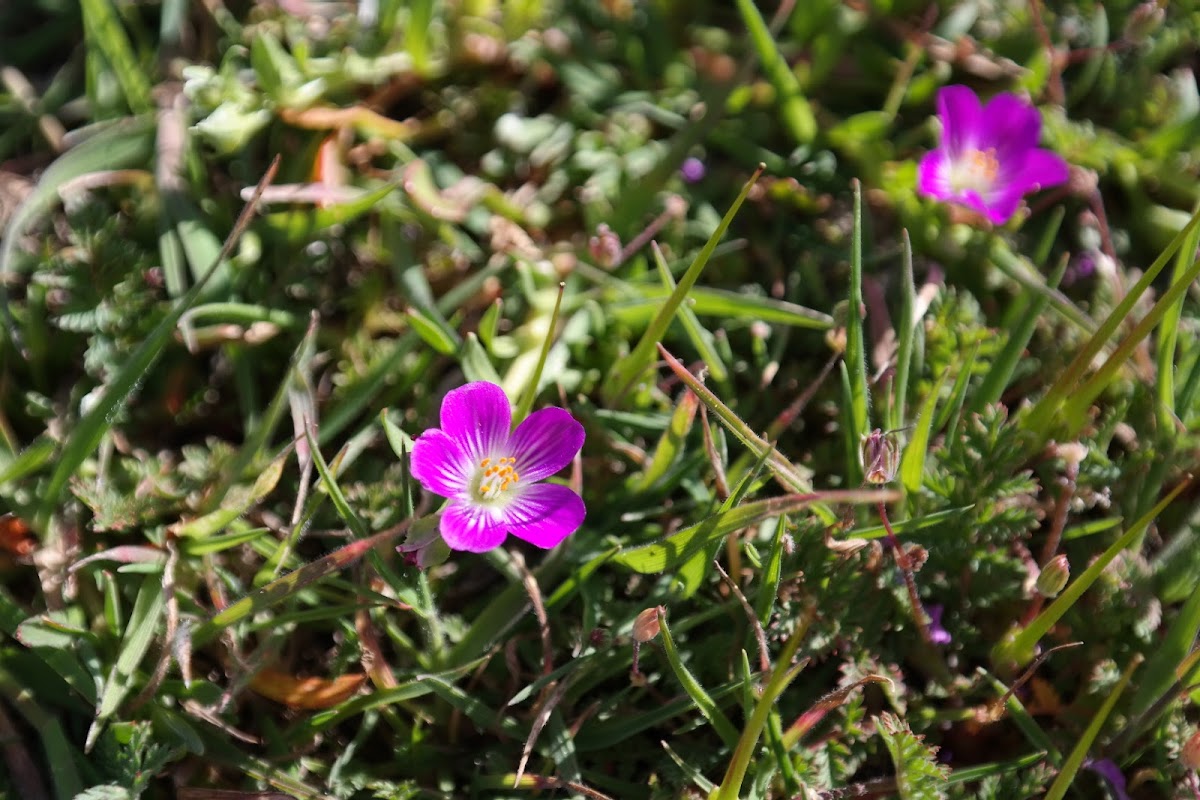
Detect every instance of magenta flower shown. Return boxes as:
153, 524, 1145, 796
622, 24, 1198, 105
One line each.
918, 85, 1069, 224
410, 382, 586, 553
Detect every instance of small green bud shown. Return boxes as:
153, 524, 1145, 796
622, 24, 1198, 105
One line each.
1036, 554, 1070, 598
861, 429, 901, 485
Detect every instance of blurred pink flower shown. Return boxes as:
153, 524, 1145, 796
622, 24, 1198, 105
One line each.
918, 85, 1069, 224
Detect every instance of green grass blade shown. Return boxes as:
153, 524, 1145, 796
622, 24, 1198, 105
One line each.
890, 229, 916, 430
844, 180, 870, 456
658, 343, 836, 523
611, 285, 832, 329
87, 574, 165, 750
605, 164, 764, 404
631, 389, 699, 493
1023, 205, 1200, 438
1061, 249, 1200, 434
972, 258, 1066, 413
652, 242, 729, 382
79, 0, 153, 112
657, 609, 741, 747
734, 0, 816, 145
1044, 655, 1141, 800
515, 282, 565, 424
1127, 579, 1200, 719
900, 365, 951, 497
614, 489, 896, 574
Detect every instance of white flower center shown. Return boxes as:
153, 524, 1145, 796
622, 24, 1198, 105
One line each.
948, 147, 1000, 195
470, 456, 521, 504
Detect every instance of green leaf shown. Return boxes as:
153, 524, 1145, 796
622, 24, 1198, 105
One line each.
407, 307, 460, 355
261, 182, 398, 242
900, 365, 951, 497
172, 454, 285, 538
615, 489, 894, 574
631, 389, 699, 492
876, 712, 950, 800
88, 575, 165, 750
611, 285, 832, 329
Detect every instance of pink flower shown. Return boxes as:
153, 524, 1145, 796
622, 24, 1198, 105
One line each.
918, 85, 1069, 224
410, 382, 586, 552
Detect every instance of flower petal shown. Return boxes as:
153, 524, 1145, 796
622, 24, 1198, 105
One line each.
440, 501, 508, 552
504, 483, 586, 549
917, 151, 953, 201
438, 382, 512, 462
410, 428, 472, 498
937, 85, 983, 155
509, 407, 585, 482
977, 185, 1024, 224
1007, 149, 1070, 193
980, 92, 1041, 160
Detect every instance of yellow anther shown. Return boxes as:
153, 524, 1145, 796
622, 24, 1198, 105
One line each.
480, 457, 491, 468
481, 484, 491, 493
969, 147, 999, 181
501, 480, 510, 491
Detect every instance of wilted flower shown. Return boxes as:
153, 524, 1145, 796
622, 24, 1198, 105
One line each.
410, 382, 586, 552
918, 85, 1069, 224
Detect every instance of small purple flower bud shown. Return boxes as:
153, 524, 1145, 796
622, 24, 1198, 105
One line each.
926, 604, 952, 645
861, 429, 901, 485
1084, 759, 1130, 800
1036, 554, 1070, 598
680, 157, 706, 184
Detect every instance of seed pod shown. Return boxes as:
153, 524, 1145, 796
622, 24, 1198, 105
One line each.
633, 607, 664, 643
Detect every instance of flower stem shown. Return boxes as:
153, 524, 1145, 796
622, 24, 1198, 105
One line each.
877, 500, 933, 645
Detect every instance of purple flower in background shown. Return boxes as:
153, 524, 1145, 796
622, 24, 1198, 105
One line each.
926, 604, 952, 645
1085, 758, 1131, 800
918, 85, 1069, 224
411, 382, 586, 553
680, 156, 706, 183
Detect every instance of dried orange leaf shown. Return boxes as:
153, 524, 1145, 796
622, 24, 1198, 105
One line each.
250, 667, 367, 710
